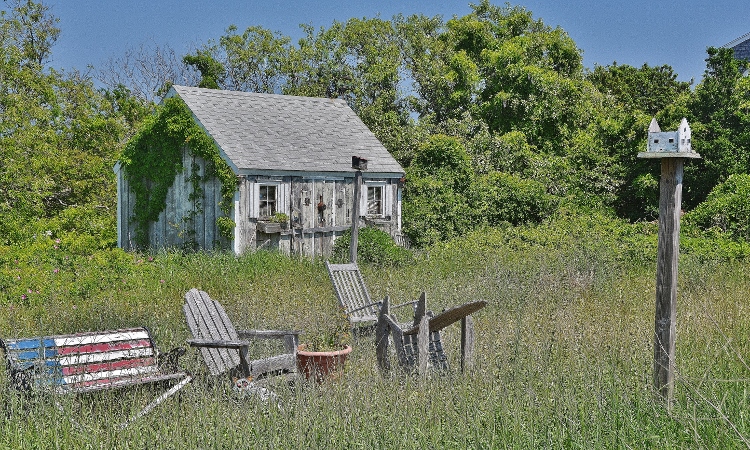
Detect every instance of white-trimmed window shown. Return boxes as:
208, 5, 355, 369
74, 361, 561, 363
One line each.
259, 184, 277, 217
361, 181, 391, 218
367, 185, 383, 215
250, 181, 288, 219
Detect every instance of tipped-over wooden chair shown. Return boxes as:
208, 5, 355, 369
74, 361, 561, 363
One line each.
183, 289, 301, 402
375, 293, 486, 376
325, 261, 414, 334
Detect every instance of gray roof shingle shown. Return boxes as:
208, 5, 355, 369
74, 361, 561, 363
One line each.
171, 85, 404, 176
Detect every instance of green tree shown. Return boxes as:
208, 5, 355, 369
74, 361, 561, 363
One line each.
403, 135, 475, 246
0, 1, 127, 247
219, 25, 291, 93
588, 63, 691, 116
183, 48, 225, 89
683, 47, 750, 208
687, 174, 750, 240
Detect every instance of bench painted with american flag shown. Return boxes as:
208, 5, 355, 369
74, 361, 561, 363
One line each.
1, 327, 192, 427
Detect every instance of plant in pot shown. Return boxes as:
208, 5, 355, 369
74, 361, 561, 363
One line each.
270, 212, 289, 230
296, 313, 352, 383
258, 212, 289, 233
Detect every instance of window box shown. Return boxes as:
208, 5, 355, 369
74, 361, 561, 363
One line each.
258, 221, 282, 233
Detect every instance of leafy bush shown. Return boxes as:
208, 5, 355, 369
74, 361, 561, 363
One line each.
332, 227, 412, 267
686, 174, 750, 240
469, 171, 557, 227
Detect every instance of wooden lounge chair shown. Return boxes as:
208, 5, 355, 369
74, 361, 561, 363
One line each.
182, 289, 301, 402
325, 261, 413, 333
375, 293, 486, 376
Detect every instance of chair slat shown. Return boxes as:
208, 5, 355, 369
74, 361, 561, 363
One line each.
184, 288, 239, 376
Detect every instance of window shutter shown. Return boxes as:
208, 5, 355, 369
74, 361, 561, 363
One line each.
359, 184, 367, 216
384, 183, 393, 217
249, 182, 259, 219
277, 182, 289, 215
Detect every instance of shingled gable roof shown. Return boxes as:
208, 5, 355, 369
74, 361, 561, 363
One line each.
725, 32, 750, 61
167, 85, 404, 176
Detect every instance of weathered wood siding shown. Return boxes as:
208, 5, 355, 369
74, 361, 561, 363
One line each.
118, 159, 402, 257
115, 163, 137, 250
116, 147, 228, 251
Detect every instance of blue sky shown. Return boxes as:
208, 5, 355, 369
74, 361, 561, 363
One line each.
45, 0, 748, 84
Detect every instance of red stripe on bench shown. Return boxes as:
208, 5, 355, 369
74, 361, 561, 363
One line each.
56, 339, 152, 356
61, 357, 157, 376
68, 371, 165, 390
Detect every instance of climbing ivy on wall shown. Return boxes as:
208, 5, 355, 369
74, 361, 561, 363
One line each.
120, 96, 236, 248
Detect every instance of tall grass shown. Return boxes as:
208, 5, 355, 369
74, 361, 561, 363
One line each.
1, 216, 749, 448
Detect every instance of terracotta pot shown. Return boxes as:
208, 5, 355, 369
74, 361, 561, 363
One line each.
296, 344, 352, 383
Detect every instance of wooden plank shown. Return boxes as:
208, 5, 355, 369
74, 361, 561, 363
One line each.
334, 180, 347, 227
164, 152, 182, 248
203, 169, 216, 249
193, 156, 206, 249
403, 301, 487, 335
237, 330, 302, 340
247, 354, 296, 377
300, 179, 314, 230
300, 225, 351, 234
322, 180, 335, 227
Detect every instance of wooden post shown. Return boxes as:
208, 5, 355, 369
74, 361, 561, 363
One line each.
460, 315, 475, 373
638, 117, 700, 407
350, 169, 362, 264
653, 158, 683, 404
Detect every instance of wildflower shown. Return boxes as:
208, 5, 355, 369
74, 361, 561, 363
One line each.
21, 294, 27, 300
55, 239, 60, 244
53, 268, 59, 274
159, 279, 165, 284
72, 305, 77, 309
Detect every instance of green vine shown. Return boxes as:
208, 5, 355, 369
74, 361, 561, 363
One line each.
120, 96, 236, 248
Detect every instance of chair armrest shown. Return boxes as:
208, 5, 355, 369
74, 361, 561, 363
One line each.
392, 299, 418, 310
187, 338, 249, 349
236, 330, 303, 340
347, 301, 382, 314
237, 330, 302, 354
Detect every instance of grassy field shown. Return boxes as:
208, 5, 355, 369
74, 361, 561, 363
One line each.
1, 218, 750, 449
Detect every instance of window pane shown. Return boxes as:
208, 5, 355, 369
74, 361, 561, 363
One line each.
259, 185, 277, 216
367, 186, 382, 215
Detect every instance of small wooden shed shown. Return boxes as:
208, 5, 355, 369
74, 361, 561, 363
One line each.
115, 85, 405, 257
